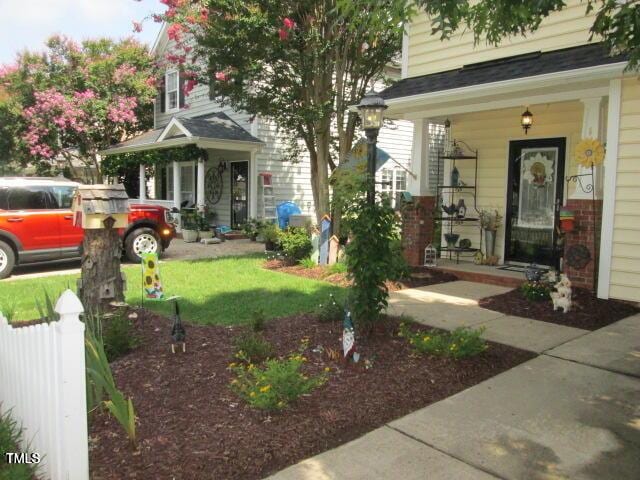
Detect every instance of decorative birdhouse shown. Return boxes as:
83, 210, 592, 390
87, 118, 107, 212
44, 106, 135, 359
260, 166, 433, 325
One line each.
424, 244, 437, 267
72, 184, 130, 229
328, 235, 340, 265
319, 214, 331, 265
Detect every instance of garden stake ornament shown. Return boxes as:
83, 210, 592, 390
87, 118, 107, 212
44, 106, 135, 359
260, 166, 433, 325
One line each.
342, 309, 357, 362
171, 298, 186, 353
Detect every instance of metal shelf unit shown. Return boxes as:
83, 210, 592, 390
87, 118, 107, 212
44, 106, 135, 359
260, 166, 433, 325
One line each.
435, 141, 482, 264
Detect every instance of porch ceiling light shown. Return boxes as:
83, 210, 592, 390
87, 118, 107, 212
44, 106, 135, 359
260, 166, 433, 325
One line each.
521, 107, 533, 134
356, 90, 387, 131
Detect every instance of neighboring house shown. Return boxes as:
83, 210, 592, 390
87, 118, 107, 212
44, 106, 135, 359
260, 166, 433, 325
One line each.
383, 0, 639, 301
101, 25, 414, 230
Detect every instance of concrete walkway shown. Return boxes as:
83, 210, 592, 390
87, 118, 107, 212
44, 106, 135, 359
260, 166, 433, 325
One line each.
388, 281, 589, 353
266, 284, 640, 480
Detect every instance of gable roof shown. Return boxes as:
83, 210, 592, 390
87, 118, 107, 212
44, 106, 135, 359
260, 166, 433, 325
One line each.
381, 43, 627, 101
101, 112, 263, 155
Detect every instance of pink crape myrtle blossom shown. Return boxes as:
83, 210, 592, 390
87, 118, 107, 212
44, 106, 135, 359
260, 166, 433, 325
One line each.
107, 96, 138, 124
167, 23, 185, 42
214, 71, 228, 81
132, 21, 143, 33
0, 63, 18, 78
113, 64, 138, 83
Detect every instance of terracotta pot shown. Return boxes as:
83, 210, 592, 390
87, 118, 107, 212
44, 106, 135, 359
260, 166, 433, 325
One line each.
560, 218, 575, 233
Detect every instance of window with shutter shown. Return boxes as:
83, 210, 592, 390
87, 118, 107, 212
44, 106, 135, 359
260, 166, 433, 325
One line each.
165, 70, 179, 112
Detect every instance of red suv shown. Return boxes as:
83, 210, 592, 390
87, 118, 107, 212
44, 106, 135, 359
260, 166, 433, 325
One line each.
0, 177, 177, 279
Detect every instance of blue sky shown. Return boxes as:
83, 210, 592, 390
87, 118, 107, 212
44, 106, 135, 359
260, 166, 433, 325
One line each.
0, 0, 163, 64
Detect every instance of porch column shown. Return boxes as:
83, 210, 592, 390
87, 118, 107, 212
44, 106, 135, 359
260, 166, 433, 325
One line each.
401, 117, 435, 266
570, 97, 605, 200
138, 163, 146, 203
249, 150, 258, 219
172, 160, 181, 210
197, 156, 206, 213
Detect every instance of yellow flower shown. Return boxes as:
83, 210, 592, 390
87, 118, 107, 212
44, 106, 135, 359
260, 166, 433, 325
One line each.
260, 385, 271, 393
423, 336, 430, 342
575, 138, 605, 167
228, 362, 237, 368
231, 379, 239, 385
277, 401, 285, 408
250, 391, 256, 397
324, 367, 331, 372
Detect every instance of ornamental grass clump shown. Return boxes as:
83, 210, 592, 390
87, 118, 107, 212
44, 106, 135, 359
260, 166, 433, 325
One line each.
228, 353, 327, 410
399, 323, 488, 359
233, 331, 274, 364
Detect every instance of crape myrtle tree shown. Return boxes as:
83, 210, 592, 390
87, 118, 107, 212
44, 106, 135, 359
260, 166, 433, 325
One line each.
149, 0, 411, 222
0, 36, 158, 182
416, 0, 640, 70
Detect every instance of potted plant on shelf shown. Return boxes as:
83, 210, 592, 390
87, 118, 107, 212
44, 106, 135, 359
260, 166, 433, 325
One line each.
260, 222, 280, 251
479, 209, 502, 257
181, 210, 199, 243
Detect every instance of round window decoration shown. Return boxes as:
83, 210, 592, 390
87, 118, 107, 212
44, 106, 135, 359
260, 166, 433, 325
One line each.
205, 164, 224, 205
565, 244, 591, 270
575, 138, 605, 168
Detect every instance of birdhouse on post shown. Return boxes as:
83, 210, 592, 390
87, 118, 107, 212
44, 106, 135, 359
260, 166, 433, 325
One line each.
328, 235, 340, 265
75, 184, 130, 313
72, 184, 130, 229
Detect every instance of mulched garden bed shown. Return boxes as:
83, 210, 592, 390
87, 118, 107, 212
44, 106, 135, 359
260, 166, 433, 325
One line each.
263, 260, 458, 291
89, 310, 534, 480
479, 286, 640, 331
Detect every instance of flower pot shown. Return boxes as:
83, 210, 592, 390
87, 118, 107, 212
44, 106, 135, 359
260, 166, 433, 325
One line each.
444, 233, 459, 249
484, 230, 497, 257
199, 230, 214, 240
182, 229, 199, 243
560, 218, 575, 233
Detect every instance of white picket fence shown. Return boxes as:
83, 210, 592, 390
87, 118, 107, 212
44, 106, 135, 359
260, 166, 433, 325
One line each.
0, 290, 89, 480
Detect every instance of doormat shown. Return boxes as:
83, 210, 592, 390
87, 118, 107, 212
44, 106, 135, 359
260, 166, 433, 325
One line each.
496, 265, 527, 273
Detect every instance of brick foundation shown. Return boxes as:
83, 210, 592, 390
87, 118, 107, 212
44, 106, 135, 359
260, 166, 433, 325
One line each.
563, 199, 602, 290
401, 196, 436, 266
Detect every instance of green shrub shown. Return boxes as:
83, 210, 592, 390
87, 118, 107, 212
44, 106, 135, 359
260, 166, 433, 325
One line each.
389, 238, 410, 281
259, 222, 280, 244
521, 281, 551, 302
278, 227, 312, 262
327, 261, 347, 275
233, 331, 274, 364
315, 294, 344, 323
343, 195, 398, 331
0, 410, 36, 480
299, 257, 317, 269
102, 314, 139, 362
228, 353, 327, 410
399, 323, 488, 359
250, 309, 267, 332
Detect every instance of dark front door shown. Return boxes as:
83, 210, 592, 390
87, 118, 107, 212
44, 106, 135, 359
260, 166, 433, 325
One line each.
230, 161, 249, 229
505, 138, 565, 267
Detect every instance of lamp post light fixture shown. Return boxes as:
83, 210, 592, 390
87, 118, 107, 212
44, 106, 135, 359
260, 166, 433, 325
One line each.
521, 107, 533, 134
356, 90, 387, 204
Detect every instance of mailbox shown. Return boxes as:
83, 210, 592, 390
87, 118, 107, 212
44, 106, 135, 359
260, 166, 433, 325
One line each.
72, 184, 130, 229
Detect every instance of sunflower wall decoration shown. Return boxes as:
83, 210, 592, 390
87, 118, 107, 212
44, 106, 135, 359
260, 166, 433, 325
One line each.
575, 138, 605, 168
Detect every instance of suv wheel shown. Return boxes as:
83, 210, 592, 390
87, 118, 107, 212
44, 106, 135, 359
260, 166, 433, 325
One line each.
0, 240, 16, 280
125, 228, 162, 263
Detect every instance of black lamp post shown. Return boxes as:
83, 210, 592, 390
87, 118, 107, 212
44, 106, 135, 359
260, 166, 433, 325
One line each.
356, 90, 387, 204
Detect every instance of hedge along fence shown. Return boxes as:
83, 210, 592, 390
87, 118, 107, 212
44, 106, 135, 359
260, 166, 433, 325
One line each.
0, 290, 89, 480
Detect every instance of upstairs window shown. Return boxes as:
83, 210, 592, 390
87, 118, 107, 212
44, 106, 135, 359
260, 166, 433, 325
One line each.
166, 70, 179, 112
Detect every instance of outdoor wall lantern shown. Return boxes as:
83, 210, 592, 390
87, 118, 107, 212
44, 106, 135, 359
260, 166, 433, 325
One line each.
521, 107, 533, 134
356, 90, 387, 204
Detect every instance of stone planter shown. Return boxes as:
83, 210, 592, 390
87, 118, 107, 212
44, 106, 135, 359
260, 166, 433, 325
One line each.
182, 229, 199, 243
484, 229, 497, 257
199, 230, 214, 240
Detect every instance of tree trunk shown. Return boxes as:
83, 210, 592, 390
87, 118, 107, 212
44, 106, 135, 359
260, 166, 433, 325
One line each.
313, 128, 331, 223
78, 227, 125, 313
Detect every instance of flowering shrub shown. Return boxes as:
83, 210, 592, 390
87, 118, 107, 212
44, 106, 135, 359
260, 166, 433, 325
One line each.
398, 323, 488, 359
315, 294, 344, 323
521, 281, 551, 302
228, 354, 327, 410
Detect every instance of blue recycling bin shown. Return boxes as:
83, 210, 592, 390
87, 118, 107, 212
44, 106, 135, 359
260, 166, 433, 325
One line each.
276, 201, 302, 229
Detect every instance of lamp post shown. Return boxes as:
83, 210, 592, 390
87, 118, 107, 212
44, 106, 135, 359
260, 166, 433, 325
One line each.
356, 91, 387, 204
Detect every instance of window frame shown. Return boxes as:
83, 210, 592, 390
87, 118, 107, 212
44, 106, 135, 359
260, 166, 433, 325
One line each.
378, 168, 407, 208
165, 69, 180, 113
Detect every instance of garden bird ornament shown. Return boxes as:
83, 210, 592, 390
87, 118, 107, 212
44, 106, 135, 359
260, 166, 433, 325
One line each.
171, 298, 186, 353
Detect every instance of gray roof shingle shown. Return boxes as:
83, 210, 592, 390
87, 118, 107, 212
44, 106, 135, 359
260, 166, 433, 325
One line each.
381, 44, 626, 101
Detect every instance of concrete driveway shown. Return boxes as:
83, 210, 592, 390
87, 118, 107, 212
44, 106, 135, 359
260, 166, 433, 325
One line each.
3, 238, 264, 281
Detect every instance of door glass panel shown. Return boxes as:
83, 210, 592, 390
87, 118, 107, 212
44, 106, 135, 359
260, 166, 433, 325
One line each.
507, 141, 564, 267
231, 162, 249, 229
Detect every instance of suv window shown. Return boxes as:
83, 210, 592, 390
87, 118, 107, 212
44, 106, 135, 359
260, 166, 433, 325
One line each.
0, 188, 8, 210
6, 187, 49, 210
48, 186, 76, 209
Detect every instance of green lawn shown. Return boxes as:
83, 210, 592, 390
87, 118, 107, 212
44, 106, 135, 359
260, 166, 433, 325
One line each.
0, 255, 345, 325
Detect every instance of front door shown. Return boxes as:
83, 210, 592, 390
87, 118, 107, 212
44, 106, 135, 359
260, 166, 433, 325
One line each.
230, 161, 249, 229
505, 138, 565, 267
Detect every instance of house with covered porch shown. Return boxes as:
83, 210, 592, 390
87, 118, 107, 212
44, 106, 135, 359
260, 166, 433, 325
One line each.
101, 25, 414, 231
385, 0, 639, 302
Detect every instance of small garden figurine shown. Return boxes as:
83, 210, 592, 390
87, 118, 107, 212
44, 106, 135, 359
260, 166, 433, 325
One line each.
171, 298, 186, 353
342, 309, 357, 361
550, 274, 572, 313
